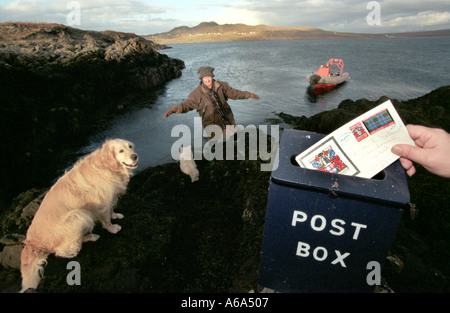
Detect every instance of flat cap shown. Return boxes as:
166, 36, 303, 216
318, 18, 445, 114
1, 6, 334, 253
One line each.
198, 66, 215, 79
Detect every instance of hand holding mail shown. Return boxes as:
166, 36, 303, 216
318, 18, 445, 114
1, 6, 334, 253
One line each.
391, 124, 450, 178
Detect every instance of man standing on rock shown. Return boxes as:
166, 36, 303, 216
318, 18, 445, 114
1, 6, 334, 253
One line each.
163, 66, 259, 139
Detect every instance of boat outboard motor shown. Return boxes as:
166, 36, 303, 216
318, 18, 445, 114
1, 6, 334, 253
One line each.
309, 74, 321, 85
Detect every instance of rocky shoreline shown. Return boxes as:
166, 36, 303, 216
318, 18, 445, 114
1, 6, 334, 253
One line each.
0, 22, 185, 207
1, 86, 449, 292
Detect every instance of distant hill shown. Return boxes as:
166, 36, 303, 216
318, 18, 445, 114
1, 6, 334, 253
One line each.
145, 21, 450, 44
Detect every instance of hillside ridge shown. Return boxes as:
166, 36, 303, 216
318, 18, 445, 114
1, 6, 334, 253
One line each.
145, 21, 450, 44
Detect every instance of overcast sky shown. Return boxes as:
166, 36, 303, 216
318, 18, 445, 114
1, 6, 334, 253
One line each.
0, 0, 449, 35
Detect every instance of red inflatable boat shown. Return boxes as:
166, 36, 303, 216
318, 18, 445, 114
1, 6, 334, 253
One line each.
307, 58, 350, 94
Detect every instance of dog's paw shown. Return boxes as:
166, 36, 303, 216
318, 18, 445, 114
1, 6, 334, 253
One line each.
106, 224, 121, 234
112, 213, 124, 219
83, 233, 100, 242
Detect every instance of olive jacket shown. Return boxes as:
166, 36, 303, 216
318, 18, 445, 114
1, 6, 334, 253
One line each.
176, 80, 253, 129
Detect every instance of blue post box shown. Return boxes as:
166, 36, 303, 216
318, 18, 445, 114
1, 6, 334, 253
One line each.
258, 129, 410, 292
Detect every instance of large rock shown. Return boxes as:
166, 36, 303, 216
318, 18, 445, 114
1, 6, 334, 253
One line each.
0, 245, 22, 270
0, 22, 184, 89
0, 23, 185, 207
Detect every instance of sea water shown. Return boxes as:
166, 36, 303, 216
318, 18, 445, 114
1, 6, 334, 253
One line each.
80, 37, 450, 170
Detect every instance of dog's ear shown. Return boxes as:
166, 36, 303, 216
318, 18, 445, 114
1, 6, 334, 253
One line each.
101, 140, 120, 171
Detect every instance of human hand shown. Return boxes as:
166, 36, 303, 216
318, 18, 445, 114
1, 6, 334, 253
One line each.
391, 124, 450, 178
249, 93, 259, 100
163, 105, 180, 118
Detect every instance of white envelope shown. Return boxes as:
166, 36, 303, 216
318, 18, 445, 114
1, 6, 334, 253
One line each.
295, 100, 414, 179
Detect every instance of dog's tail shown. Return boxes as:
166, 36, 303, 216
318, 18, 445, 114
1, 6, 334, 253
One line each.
20, 243, 49, 293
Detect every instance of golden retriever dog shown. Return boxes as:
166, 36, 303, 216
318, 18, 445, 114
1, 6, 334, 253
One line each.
20, 139, 138, 292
